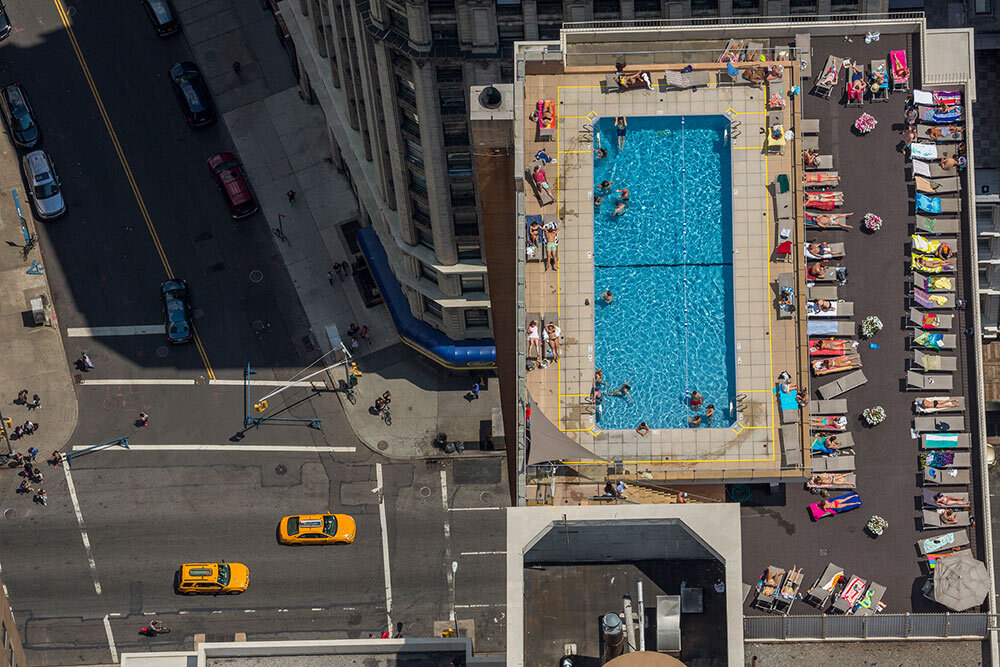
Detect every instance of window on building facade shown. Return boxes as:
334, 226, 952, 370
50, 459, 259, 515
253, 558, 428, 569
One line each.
391, 52, 412, 75
789, 0, 816, 10
443, 121, 469, 146
536, 0, 562, 17
633, 0, 660, 14
409, 171, 428, 196
437, 66, 464, 83
537, 23, 561, 39
461, 275, 485, 294
423, 297, 443, 319
464, 309, 490, 328
450, 181, 475, 207
388, 8, 409, 33
593, 0, 620, 14
497, 0, 523, 17
976, 0, 993, 13
731, 0, 759, 13
457, 241, 482, 260
830, 0, 857, 9
439, 88, 466, 115
415, 225, 435, 251
431, 23, 459, 46
429, 0, 454, 15
690, 0, 718, 15
395, 75, 416, 106
454, 210, 479, 237
400, 107, 420, 138
498, 23, 524, 44
411, 199, 432, 226
404, 138, 424, 167
447, 152, 473, 178
420, 262, 439, 285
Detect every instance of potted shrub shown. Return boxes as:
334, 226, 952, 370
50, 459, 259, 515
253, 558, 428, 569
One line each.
862, 406, 886, 426
860, 315, 883, 339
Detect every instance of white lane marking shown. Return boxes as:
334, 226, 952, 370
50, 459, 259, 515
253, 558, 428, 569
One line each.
63, 465, 102, 595
70, 444, 355, 453
78, 379, 195, 386
440, 469, 456, 622
213, 380, 325, 388
455, 603, 507, 609
178, 611, 188, 615
376, 463, 393, 635
108, 613, 121, 617
103, 614, 118, 664
244, 609, 256, 613
211, 610, 223, 614
67, 325, 165, 337
448, 506, 505, 511
77, 379, 323, 388
311, 608, 324, 611
142, 612, 156, 616
460, 551, 506, 556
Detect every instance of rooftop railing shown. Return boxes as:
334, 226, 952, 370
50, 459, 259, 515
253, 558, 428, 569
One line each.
561, 11, 925, 32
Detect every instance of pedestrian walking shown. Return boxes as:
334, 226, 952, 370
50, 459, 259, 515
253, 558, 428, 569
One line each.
22, 461, 32, 476
12, 425, 22, 439
17, 389, 28, 404
35, 489, 47, 506
51, 451, 63, 468
138, 412, 149, 427
286, 190, 296, 204
341, 261, 351, 276
31, 467, 42, 483
334, 263, 343, 280
22, 420, 34, 435
359, 324, 370, 343
81, 352, 95, 370
327, 271, 334, 286
232, 61, 242, 75
28, 395, 40, 410
18, 479, 32, 494
471, 382, 480, 400
27, 447, 38, 461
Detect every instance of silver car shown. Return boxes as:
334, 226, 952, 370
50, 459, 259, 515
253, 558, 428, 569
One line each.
22, 150, 64, 219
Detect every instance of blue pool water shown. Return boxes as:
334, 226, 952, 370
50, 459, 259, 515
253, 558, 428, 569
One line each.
593, 115, 736, 430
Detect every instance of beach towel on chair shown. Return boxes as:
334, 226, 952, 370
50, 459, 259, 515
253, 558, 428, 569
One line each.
914, 90, 961, 106
914, 332, 945, 350
919, 106, 962, 123
916, 194, 942, 214
925, 434, 960, 449
911, 144, 939, 161
809, 492, 862, 521
807, 321, 841, 336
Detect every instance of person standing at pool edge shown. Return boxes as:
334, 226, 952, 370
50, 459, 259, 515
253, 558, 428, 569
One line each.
616, 116, 627, 151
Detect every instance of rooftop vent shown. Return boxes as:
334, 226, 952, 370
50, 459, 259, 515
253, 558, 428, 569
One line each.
479, 86, 502, 109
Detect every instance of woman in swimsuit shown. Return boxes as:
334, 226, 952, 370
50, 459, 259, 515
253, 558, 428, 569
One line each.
806, 212, 853, 229
804, 172, 839, 185
940, 509, 960, 525
934, 493, 966, 506
527, 320, 541, 359
807, 262, 829, 281
935, 243, 953, 260
821, 496, 852, 511
802, 149, 821, 168
616, 117, 627, 151
807, 298, 834, 313
927, 124, 960, 140
810, 472, 852, 485
805, 191, 843, 204
810, 415, 847, 429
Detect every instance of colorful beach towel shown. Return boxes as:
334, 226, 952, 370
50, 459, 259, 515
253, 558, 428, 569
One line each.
808, 493, 862, 521
925, 433, 959, 449
919, 105, 962, 123
914, 332, 945, 350
911, 144, 939, 161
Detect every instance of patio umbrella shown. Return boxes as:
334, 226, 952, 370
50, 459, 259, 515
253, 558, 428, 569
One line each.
932, 554, 990, 611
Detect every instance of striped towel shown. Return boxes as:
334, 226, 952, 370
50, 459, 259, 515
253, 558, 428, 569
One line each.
925, 433, 959, 448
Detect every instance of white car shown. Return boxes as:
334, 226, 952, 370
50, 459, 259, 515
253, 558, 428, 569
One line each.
22, 150, 65, 219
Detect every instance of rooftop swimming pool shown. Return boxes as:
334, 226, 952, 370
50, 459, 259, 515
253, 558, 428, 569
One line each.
593, 115, 736, 430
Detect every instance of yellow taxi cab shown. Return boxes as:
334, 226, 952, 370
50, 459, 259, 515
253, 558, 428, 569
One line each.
278, 513, 356, 545
174, 562, 249, 595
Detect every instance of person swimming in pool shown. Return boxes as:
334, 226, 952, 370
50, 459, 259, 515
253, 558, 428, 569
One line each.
616, 116, 627, 151
609, 379, 634, 402
704, 404, 715, 426
689, 390, 703, 409
616, 187, 629, 202
594, 147, 608, 159
598, 180, 614, 191
594, 195, 603, 207
613, 200, 627, 216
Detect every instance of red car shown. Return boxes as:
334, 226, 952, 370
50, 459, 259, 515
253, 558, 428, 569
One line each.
208, 152, 258, 219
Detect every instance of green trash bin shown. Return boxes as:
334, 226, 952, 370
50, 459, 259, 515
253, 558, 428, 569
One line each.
776, 174, 790, 194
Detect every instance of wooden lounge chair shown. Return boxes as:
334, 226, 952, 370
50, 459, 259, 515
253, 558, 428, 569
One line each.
808, 284, 838, 300
752, 565, 785, 610
915, 215, 960, 235
920, 432, 971, 449
913, 350, 957, 371
913, 272, 956, 293
804, 563, 843, 608
922, 509, 971, 529
806, 473, 856, 491
605, 73, 620, 93
917, 529, 969, 555
780, 423, 802, 467
910, 307, 953, 330
869, 59, 889, 103
811, 399, 848, 415
801, 118, 820, 135
922, 489, 970, 508
916, 176, 961, 194
776, 272, 795, 321
811, 454, 855, 472
907, 370, 953, 391
817, 369, 867, 399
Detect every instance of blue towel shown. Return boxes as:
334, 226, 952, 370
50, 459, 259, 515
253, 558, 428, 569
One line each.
916, 193, 941, 214
775, 386, 799, 411
807, 321, 838, 335
811, 437, 836, 454
727, 62, 739, 76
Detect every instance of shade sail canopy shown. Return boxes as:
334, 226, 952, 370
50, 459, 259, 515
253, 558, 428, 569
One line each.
526, 395, 607, 465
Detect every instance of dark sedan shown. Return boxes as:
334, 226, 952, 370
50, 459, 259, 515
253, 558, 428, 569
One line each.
140, 0, 180, 37
161, 279, 193, 344
0, 2, 12, 41
169, 62, 215, 127
0, 83, 40, 149
208, 152, 258, 219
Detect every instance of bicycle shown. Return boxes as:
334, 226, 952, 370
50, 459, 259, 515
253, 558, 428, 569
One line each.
380, 405, 391, 426
337, 379, 357, 405
139, 621, 170, 636
271, 226, 289, 245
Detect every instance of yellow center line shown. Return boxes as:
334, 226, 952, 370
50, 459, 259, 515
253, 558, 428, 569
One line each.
54, 0, 214, 380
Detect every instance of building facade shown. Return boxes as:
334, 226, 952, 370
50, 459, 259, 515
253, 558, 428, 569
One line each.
281, 0, 888, 345
0, 578, 27, 667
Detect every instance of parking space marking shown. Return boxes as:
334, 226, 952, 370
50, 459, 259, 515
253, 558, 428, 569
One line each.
67, 325, 166, 337
63, 465, 103, 595
376, 463, 393, 635
440, 470, 456, 622
460, 551, 506, 556
70, 444, 356, 453
102, 614, 118, 664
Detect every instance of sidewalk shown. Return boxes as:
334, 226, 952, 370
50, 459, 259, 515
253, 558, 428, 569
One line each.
178, 1, 500, 458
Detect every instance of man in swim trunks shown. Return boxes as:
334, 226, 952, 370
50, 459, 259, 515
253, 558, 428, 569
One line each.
615, 117, 627, 151
598, 180, 614, 191
613, 200, 627, 216
543, 222, 559, 270
690, 390, 703, 409
616, 187, 629, 202
940, 155, 966, 170
807, 261, 830, 281
927, 124, 960, 140
807, 242, 833, 258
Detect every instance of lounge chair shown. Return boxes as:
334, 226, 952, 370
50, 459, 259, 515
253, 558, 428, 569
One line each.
913, 159, 952, 179
806, 473, 856, 491
808, 492, 861, 521
811, 399, 848, 415
922, 509, 971, 529
912, 234, 958, 258
663, 69, 712, 90
918, 104, 963, 124
830, 575, 867, 614
911, 253, 957, 274
911, 143, 963, 163
914, 396, 964, 413
913, 349, 958, 372
914, 89, 962, 106
605, 73, 620, 93
804, 242, 846, 261
869, 59, 890, 102
809, 338, 854, 357
846, 63, 865, 107
811, 454, 855, 473
537, 99, 556, 140
527, 165, 555, 206
914, 272, 956, 293
776, 272, 795, 320
774, 567, 803, 613
807, 320, 855, 337
811, 432, 854, 450
924, 467, 971, 486
745, 41, 764, 62
812, 355, 861, 377
780, 423, 802, 466
817, 369, 867, 399
804, 563, 844, 608
811, 414, 848, 431
916, 176, 961, 194
916, 124, 964, 143
805, 155, 833, 171
910, 307, 953, 331
752, 565, 786, 610
774, 180, 793, 218
801, 134, 819, 151
807, 300, 852, 318
890, 50, 909, 92
922, 489, 970, 508
807, 264, 848, 284
911, 330, 957, 350
813, 55, 843, 99
808, 284, 839, 300
915, 215, 960, 235
796, 33, 812, 78
907, 370, 953, 391
917, 529, 970, 556
920, 432, 970, 448
914, 288, 956, 310
719, 39, 746, 63
854, 582, 886, 616
525, 216, 544, 262
803, 171, 839, 189
801, 119, 820, 135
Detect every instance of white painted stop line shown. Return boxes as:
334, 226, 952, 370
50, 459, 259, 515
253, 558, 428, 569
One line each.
67, 325, 166, 337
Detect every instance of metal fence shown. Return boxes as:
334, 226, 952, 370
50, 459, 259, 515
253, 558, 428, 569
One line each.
745, 613, 991, 640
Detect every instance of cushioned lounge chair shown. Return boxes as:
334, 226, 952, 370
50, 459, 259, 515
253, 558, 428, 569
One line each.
913, 159, 952, 179
920, 432, 970, 449
804, 563, 843, 608
916, 176, 961, 194
817, 369, 867, 399
808, 264, 848, 284
915, 215, 960, 235
914, 396, 964, 413
910, 307, 953, 330
780, 423, 802, 466
752, 565, 785, 610
807, 320, 855, 337
811, 399, 848, 415
913, 288, 956, 309
924, 466, 971, 486
910, 330, 957, 350
807, 300, 852, 318
854, 582, 886, 616
907, 370, 953, 391
809, 492, 861, 521
913, 349, 958, 371
811, 454, 855, 472
813, 55, 843, 99
922, 489, 970, 508
804, 242, 846, 261
890, 50, 909, 92
806, 474, 856, 491
870, 59, 890, 102
776, 272, 794, 321
914, 272, 956, 293
916, 123, 964, 143
922, 509, 971, 529
917, 529, 969, 555
808, 284, 838, 300
830, 575, 867, 614
663, 69, 712, 90
773, 568, 803, 613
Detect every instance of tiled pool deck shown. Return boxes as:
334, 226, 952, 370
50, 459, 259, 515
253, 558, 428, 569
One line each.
523, 65, 809, 478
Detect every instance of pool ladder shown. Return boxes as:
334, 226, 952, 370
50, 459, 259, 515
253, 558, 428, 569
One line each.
732, 393, 748, 419
729, 119, 742, 141
580, 123, 594, 143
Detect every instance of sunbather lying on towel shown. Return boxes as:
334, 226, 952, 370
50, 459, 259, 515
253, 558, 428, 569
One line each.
806, 262, 841, 281
809, 493, 862, 521
812, 356, 861, 376
808, 472, 853, 487
937, 509, 961, 525
760, 568, 783, 595
915, 396, 960, 411
940, 155, 966, 170
804, 172, 839, 185
848, 77, 865, 101
809, 338, 853, 356
925, 124, 962, 140
870, 66, 887, 92
912, 253, 955, 273
933, 493, 968, 507
810, 415, 847, 430
779, 566, 802, 598
617, 71, 652, 90
806, 212, 853, 229
743, 67, 765, 89
919, 312, 944, 330
805, 242, 835, 260
802, 149, 822, 168
913, 235, 955, 259
805, 192, 843, 204
811, 434, 841, 454
807, 298, 835, 313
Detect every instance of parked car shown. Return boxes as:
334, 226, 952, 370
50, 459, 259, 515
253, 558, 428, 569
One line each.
161, 279, 192, 344
169, 62, 215, 127
139, 0, 180, 37
207, 152, 258, 219
21, 150, 64, 219
0, 2, 12, 41
0, 83, 40, 149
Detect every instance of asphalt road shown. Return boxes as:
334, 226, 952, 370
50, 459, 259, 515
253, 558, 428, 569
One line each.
0, 2, 509, 663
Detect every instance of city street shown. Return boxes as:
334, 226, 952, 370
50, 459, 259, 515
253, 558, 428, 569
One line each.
0, 1, 508, 663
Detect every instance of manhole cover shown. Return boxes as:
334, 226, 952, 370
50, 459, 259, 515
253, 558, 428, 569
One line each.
377, 441, 388, 451
249, 270, 263, 284
4, 508, 16, 520
156, 346, 169, 358
419, 486, 432, 498
275, 464, 287, 475
102, 398, 118, 411
480, 491, 495, 505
